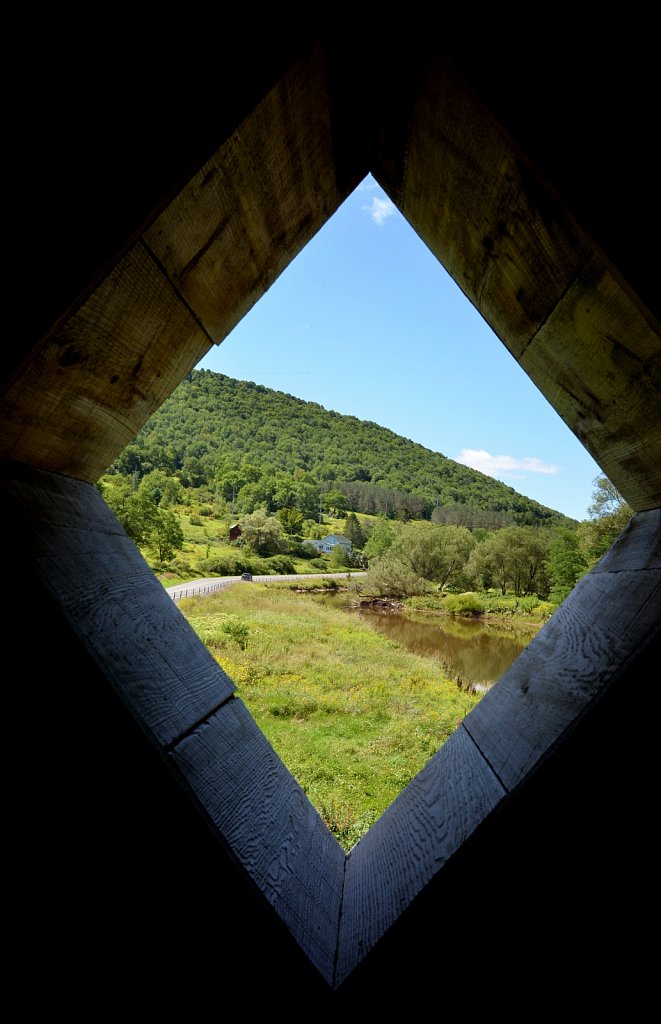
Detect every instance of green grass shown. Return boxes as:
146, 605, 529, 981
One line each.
152, 506, 348, 585
405, 590, 555, 625
179, 582, 482, 850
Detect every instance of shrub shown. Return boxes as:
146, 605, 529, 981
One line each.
533, 600, 556, 621
222, 618, 250, 649
444, 592, 485, 616
170, 556, 195, 577
288, 540, 317, 559
264, 555, 296, 574
199, 555, 257, 576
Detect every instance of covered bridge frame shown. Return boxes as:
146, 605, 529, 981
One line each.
5, 25, 659, 1012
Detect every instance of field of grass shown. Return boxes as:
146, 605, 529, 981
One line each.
178, 581, 482, 850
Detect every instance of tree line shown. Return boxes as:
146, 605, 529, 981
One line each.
340, 477, 632, 602
99, 462, 632, 604
106, 369, 576, 530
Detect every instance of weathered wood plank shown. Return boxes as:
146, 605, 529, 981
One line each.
519, 262, 661, 512
379, 63, 660, 514
1, 457, 127, 533
384, 59, 591, 356
463, 564, 661, 792
591, 509, 661, 572
144, 43, 347, 345
170, 697, 345, 986
2, 462, 235, 747
335, 726, 504, 986
0, 243, 213, 483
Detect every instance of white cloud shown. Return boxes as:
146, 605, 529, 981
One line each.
362, 196, 395, 226
457, 448, 559, 479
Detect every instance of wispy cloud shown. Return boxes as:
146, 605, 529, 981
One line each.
457, 448, 559, 480
362, 196, 396, 226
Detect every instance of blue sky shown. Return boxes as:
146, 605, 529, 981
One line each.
196, 174, 603, 522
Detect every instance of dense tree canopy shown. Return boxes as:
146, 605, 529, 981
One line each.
99, 374, 635, 608
105, 369, 576, 530
579, 475, 634, 562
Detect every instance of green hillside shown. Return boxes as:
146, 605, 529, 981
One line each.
107, 368, 575, 528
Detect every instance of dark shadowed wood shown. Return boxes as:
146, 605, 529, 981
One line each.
1, 456, 126, 531
144, 43, 350, 345
1, 46, 358, 487
170, 697, 345, 986
519, 263, 661, 512
1, 243, 214, 483
589, 508, 661, 573
1, 461, 235, 746
4, 38, 661, 1004
335, 726, 504, 986
463, 515, 661, 791
379, 58, 591, 355
375, 61, 660, 513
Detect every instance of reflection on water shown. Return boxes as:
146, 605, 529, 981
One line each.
314, 591, 532, 692
357, 609, 528, 691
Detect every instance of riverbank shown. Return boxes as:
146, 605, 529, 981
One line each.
270, 575, 554, 635
177, 581, 483, 850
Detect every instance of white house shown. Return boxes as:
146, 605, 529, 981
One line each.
306, 533, 352, 555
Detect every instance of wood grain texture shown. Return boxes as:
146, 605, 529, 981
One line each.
1, 457, 126, 533
2, 462, 235, 747
519, 261, 661, 512
144, 43, 346, 349
0, 243, 213, 483
591, 509, 661, 572
170, 697, 345, 986
335, 726, 504, 986
387, 59, 591, 356
463, 562, 661, 792
380, 63, 660, 514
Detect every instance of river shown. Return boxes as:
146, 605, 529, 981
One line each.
315, 591, 536, 693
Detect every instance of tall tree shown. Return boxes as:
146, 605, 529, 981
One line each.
545, 528, 588, 604
344, 512, 366, 550
149, 507, 185, 562
373, 521, 476, 590
580, 475, 633, 563
466, 526, 552, 596
362, 517, 398, 561
276, 507, 305, 536
237, 508, 288, 556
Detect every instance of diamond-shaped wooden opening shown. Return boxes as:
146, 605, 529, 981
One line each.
5, 33, 659, 1007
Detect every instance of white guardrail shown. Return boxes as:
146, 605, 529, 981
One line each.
166, 572, 365, 602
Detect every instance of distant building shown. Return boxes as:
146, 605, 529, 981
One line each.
306, 533, 352, 555
229, 523, 242, 542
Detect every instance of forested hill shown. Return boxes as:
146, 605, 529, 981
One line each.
108, 368, 575, 528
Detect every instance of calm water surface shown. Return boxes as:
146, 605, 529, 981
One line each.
316, 592, 536, 691
358, 608, 532, 690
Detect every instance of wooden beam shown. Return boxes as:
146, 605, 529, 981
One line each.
336, 726, 503, 986
170, 697, 345, 986
374, 59, 661, 512
462, 509, 661, 791
1, 461, 235, 747
2, 43, 358, 486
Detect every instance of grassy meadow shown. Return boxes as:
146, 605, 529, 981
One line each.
178, 581, 482, 850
